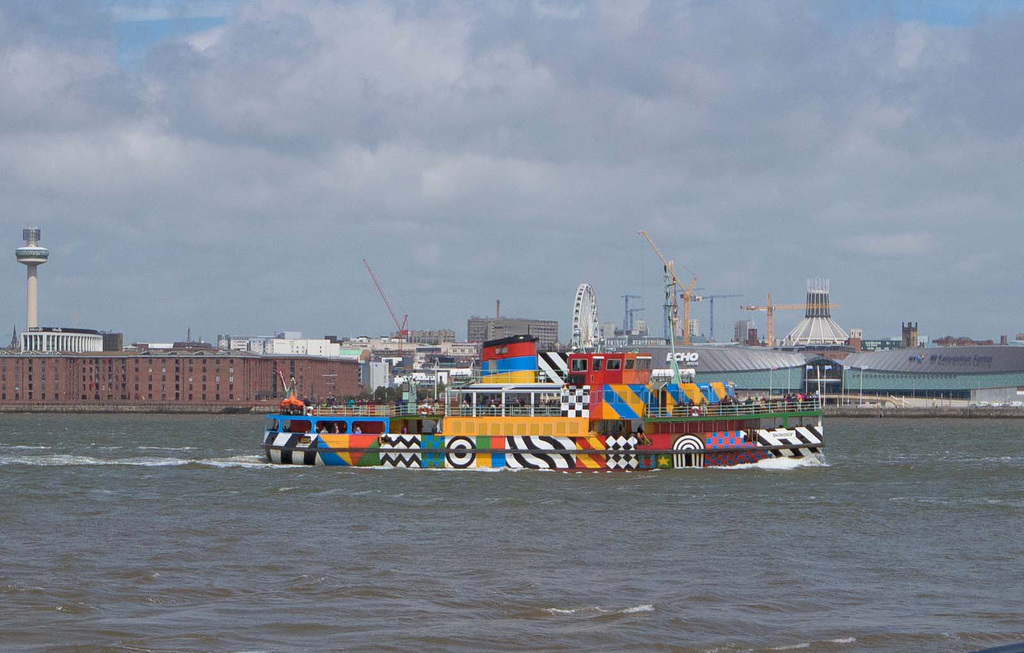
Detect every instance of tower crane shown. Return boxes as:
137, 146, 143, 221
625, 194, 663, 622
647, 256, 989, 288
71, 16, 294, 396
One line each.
638, 230, 701, 346
740, 293, 840, 347
695, 293, 741, 342
363, 259, 409, 338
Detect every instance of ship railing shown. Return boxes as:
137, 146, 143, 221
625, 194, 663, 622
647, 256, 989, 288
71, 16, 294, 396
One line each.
307, 399, 820, 419
449, 373, 565, 388
308, 404, 443, 417
444, 405, 565, 418
645, 398, 821, 419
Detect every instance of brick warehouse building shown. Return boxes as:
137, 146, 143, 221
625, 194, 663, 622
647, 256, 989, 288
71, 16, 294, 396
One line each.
0, 350, 360, 409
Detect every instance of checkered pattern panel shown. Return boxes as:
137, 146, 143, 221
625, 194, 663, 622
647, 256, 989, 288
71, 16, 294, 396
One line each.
605, 434, 638, 470
560, 385, 590, 418
705, 431, 757, 450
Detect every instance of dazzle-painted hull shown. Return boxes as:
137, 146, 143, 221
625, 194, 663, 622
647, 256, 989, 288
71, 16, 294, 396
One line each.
262, 337, 825, 471
262, 423, 824, 470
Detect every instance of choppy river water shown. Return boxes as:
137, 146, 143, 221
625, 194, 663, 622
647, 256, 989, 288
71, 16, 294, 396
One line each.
1, 415, 1021, 652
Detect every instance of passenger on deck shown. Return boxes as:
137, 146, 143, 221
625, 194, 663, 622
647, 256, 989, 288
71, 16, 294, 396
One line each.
636, 424, 651, 446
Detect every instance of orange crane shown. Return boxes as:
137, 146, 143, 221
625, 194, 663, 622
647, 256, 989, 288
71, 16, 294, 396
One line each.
363, 259, 409, 338
638, 230, 701, 346
740, 293, 840, 347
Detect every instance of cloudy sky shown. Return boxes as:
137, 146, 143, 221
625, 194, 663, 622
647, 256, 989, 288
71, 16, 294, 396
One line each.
2, 0, 1022, 345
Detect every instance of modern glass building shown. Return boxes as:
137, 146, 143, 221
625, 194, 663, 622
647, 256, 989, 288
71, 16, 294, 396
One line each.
841, 346, 1024, 401
615, 344, 1024, 401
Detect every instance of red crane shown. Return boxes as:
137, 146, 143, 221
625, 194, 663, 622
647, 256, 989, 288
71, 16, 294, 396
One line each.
363, 258, 409, 338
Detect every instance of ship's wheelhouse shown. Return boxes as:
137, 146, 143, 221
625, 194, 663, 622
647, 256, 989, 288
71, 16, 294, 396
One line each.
567, 352, 653, 387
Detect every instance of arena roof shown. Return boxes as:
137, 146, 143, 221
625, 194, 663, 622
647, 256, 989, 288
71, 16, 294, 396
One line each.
843, 346, 1024, 374
622, 345, 811, 372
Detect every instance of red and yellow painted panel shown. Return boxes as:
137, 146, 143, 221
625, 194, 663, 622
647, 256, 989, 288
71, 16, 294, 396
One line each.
574, 434, 606, 469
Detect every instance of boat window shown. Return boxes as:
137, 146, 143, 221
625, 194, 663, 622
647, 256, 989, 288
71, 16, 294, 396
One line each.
637, 358, 652, 370
606, 359, 621, 371
264, 418, 279, 431
592, 358, 603, 372
351, 420, 385, 434
282, 419, 312, 433
571, 359, 588, 372
624, 359, 635, 370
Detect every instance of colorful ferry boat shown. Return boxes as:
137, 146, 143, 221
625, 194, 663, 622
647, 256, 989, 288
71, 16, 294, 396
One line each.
262, 335, 824, 470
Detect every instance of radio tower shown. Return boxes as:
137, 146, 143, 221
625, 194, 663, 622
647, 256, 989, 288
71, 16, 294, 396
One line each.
15, 228, 49, 329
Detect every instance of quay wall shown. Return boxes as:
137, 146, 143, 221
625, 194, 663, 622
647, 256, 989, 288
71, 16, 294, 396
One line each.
0, 403, 268, 414
825, 406, 1024, 418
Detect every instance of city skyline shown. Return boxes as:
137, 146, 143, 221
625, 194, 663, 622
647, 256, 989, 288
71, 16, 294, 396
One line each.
2, 1, 1023, 344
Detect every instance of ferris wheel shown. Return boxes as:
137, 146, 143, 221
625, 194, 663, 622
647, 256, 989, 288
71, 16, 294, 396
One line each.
571, 283, 600, 351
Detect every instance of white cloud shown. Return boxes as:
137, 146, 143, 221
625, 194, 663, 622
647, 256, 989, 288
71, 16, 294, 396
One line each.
1, 0, 1023, 342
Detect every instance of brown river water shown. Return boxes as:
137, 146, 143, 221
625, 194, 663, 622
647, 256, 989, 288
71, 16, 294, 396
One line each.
1, 415, 1021, 652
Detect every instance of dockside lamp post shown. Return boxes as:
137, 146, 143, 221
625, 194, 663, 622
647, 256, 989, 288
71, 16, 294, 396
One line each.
842, 366, 846, 406
859, 367, 865, 407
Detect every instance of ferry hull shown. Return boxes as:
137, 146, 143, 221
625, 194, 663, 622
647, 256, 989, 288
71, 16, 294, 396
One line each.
262, 425, 824, 470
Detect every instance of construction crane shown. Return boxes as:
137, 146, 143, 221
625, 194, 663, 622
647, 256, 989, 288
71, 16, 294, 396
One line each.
638, 230, 701, 346
696, 294, 741, 342
363, 259, 409, 338
621, 294, 643, 334
740, 293, 840, 347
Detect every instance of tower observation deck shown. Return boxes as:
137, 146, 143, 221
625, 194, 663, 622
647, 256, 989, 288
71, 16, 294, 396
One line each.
16, 228, 49, 329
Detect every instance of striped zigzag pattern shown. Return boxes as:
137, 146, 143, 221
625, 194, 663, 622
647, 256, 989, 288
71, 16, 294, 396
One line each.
265, 432, 319, 465
538, 352, 569, 384
380, 434, 421, 468
575, 435, 606, 469
754, 425, 823, 458
507, 436, 575, 469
